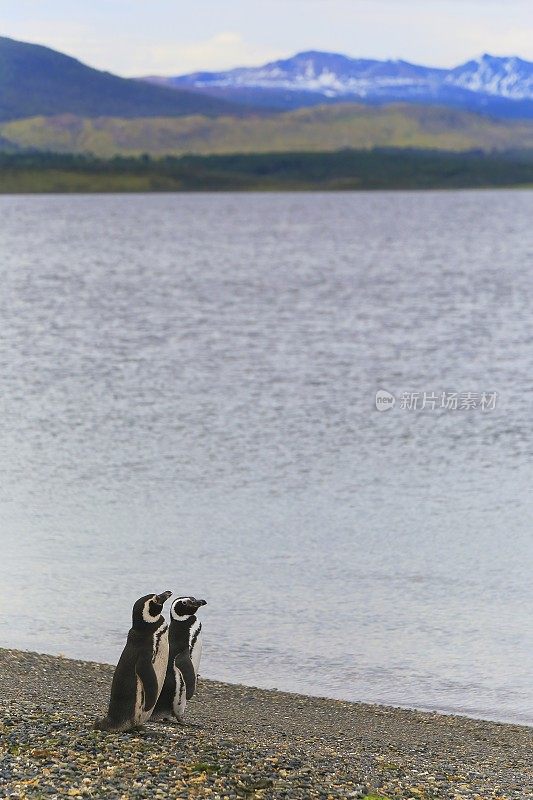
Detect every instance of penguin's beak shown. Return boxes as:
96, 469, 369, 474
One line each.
155, 591, 173, 605
184, 598, 207, 611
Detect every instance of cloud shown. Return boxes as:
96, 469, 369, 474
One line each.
0, 18, 285, 76
136, 32, 285, 76
1, 1, 532, 76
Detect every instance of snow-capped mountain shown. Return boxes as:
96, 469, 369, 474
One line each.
172, 52, 445, 97
445, 54, 533, 99
144, 51, 533, 118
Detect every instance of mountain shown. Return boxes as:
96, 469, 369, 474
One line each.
446, 54, 533, 99
2, 104, 533, 157
2, 36, 533, 157
147, 51, 533, 118
0, 36, 243, 121
4, 36, 533, 126
163, 51, 444, 96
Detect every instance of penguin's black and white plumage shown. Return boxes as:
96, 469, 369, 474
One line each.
95, 591, 172, 732
152, 596, 207, 723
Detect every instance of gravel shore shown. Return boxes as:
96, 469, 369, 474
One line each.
0, 648, 531, 799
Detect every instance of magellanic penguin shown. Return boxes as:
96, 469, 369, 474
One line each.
152, 596, 207, 723
95, 591, 172, 732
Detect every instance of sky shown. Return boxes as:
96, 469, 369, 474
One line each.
1, 0, 533, 77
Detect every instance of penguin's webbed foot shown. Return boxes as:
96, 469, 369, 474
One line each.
94, 716, 111, 731
94, 716, 136, 733
151, 709, 174, 723
175, 717, 202, 728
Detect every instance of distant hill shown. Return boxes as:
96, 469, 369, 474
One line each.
146, 51, 533, 118
0, 36, 243, 121
2, 104, 533, 157
2, 36, 533, 157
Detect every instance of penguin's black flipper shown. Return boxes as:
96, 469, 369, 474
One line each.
135, 653, 159, 712
174, 650, 196, 701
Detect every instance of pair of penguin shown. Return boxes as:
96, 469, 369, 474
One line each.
95, 591, 207, 732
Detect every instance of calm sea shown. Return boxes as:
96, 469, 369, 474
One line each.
0, 191, 531, 726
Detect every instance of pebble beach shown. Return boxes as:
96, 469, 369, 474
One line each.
0, 649, 532, 799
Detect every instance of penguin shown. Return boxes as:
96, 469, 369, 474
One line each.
95, 590, 172, 732
152, 596, 207, 723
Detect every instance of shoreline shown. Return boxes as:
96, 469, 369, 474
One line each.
3, 643, 529, 728
1, 185, 533, 196
1, 648, 532, 799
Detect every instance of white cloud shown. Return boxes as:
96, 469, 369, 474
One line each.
138, 32, 285, 76
0, 21, 285, 76
1, 1, 532, 76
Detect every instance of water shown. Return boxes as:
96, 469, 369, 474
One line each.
0, 191, 531, 726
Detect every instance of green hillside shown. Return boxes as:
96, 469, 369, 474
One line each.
1, 103, 533, 156
0, 36, 241, 121
1, 150, 533, 193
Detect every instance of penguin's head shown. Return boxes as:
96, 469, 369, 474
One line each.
132, 591, 172, 625
171, 596, 207, 621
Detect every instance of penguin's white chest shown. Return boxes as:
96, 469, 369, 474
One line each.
152, 622, 169, 688
189, 620, 203, 677
134, 622, 169, 724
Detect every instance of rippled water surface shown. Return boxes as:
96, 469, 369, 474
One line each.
0, 191, 531, 725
